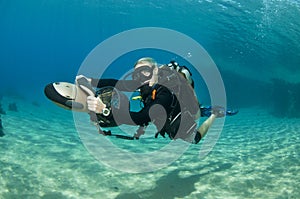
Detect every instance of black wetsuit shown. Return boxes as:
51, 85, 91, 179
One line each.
91, 78, 175, 126
91, 72, 200, 142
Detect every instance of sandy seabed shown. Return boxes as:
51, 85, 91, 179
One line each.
0, 96, 299, 199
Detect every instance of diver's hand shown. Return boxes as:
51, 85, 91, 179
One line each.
76, 75, 92, 84
87, 96, 106, 114
76, 75, 94, 96
211, 106, 225, 118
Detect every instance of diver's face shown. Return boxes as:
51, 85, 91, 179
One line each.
136, 66, 151, 77
133, 63, 154, 84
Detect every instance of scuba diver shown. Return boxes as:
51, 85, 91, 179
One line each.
0, 116, 4, 137
77, 57, 226, 144
0, 98, 4, 137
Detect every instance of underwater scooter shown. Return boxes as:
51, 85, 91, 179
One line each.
44, 77, 145, 140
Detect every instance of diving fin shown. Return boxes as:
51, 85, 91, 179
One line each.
200, 106, 238, 117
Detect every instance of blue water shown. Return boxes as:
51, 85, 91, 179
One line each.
1, 0, 300, 198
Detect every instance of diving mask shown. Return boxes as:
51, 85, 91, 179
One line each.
132, 65, 154, 83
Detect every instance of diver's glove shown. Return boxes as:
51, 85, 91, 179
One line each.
211, 106, 226, 118
76, 75, 92, 85
87, 96, 107, 114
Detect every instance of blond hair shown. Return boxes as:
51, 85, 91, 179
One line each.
134, 57, 157, 68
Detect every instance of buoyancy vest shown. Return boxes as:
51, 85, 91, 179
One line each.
139, 62, 199, 139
